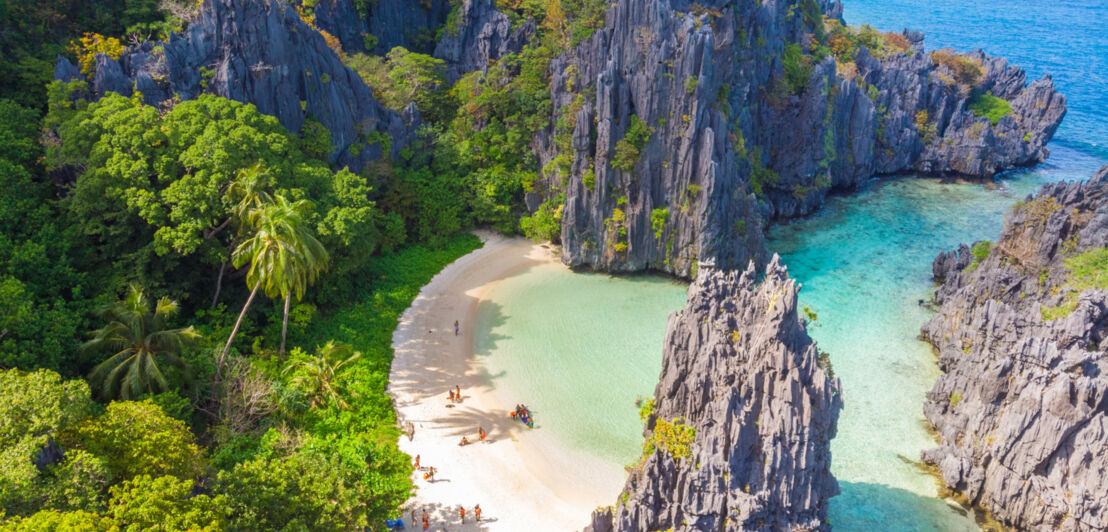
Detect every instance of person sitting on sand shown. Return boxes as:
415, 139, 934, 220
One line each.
459, 436, 469, 446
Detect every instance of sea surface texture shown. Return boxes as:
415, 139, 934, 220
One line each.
475, 0, 1108, 530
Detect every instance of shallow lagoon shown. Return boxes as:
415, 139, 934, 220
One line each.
473, 0, 1108, 526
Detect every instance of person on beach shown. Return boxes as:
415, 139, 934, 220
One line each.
448, 390, 455, 403
455, 385, 461, 401
478, 427, 486, 441
414, 454, 420, 469
422, 515, 429, 531
475, 504, 481, 521
460, 506, 466, 522
454, 320, 459, 336
459, 436, 469, 446
411, 509, 417, 525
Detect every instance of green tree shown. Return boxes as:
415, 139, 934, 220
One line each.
0, 369, 93, 511
107, 474, 227, 531
215, 451, 370, 531
283, 341, 361, 409
63, 399, 205, 482
45, 88, 376, 307
220, 195, 328, 367
0, 509, 114, 532
84, 285, 201, 400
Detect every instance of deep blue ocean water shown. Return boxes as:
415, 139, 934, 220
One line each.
766, 1, 1108, 529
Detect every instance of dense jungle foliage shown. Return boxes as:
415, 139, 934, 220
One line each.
0, 0, 607, 529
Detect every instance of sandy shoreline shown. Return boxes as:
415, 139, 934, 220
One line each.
388, 231, 624, 531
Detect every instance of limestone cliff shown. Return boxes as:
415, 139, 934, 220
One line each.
534, 0, 1066, 277
587, 256, 842, 531
921, 166, 1108, 531
54, 0, 417, 172
313, 0, 451, 56
433, 0, 535, 82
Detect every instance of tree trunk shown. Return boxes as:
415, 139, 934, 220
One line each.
211, 261, 227, 308
215, 284, 259, 398
279, 292, 291, 356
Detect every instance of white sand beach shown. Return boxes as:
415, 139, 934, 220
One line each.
388, 232, 626, 531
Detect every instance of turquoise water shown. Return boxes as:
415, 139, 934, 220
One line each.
472, 1, 1108, 529
473, 264, 687, 466
771, 2, 1108, 529
768, 146, 1100, 531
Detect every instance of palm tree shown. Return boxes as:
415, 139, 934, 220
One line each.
282, 341, 361, 409
218, 195, 328, 373
211, 164, 275, 308
85, 285, 201, 400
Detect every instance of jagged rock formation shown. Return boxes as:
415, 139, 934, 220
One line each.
54, 0, 416, 172
587, 257, 842, 531
313, 0, 452, 55
921, 165, 1108, 531
534, 0, 1065, 277
433, 0, 535, 82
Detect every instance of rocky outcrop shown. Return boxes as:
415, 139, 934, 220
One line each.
54, 0, 416, 172
533, 0, 1065, 277
363, 0, 451, 55
312, 0, 452, 56
433, 0, 535, 82
587, 257, 843, 531
921, 165, 1108, 531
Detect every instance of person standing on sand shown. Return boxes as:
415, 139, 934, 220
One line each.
475, 504, 481, 521
448, 389, 455, 403
455, 385, 461, 401
459, 506, 466, 522
454, 320, 459, 336
478, 426, 486, 441
414, 454, 420, 469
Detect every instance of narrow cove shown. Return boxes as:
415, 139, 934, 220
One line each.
471, 144, 1104, 531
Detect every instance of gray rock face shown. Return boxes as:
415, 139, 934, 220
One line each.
587, 256, 843, 531
921, 165, 1108, 531
311, 0, 369, 54
364, 0, 452, 55
312, 0, 452, 56
54, 0, 415, 173
433, 0, 535, 82
534, 0, 1065, 277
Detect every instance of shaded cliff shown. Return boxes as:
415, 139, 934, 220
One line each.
587, 256, 842, 531
921, 165, 1108, 531
313, 0, 451, 56
54, 0, 416, 172
433, 0, 535, 82
534, 0, 1066, 277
